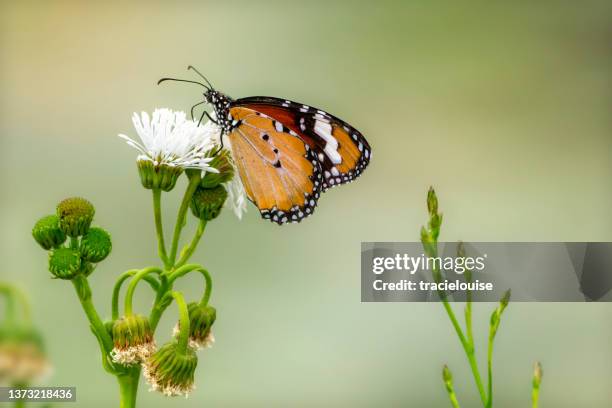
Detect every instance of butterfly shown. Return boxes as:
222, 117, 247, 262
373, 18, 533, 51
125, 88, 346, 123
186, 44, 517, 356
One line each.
159, 66, 371, 225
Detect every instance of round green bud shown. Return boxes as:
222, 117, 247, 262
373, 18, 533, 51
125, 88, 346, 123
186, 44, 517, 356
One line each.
190, 185, 227, 221
56, 197, 95, 237
143, 342, 198, 396
201, 149, 235, 188
32, 215, 66, 250
80, 227, 112, 263
137, 160, 183, 192
48, 247, 81, 279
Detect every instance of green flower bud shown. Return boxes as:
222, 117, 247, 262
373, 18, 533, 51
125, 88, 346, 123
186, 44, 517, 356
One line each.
442, 364, 452, 384
56, 197, 95, 237
174, 303, 216, 349
201, 150, 234, 188
80, 227, 112, 263
111, 314, 156, 365
532, 361, 543, 388
48, 247, 81, 279
138, 160, 183, 192
456, 241, 466, 258
427, 186, 438, 216
32, 215, 66, 250
143, 342, 198, 397
190, 185, 227, 221
500, 289, 511, 310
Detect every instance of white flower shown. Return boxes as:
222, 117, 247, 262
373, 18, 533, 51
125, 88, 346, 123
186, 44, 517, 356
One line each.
119, 108, 220, 173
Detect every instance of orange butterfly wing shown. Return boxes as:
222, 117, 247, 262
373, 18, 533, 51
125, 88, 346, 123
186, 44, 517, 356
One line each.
233, 97, 371, 190
228, 106, 322, 224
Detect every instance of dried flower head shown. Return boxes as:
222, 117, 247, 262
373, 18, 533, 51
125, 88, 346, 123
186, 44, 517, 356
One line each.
0, 327, 51, 384
143, 342, 197, 397
111, 314, 156, 365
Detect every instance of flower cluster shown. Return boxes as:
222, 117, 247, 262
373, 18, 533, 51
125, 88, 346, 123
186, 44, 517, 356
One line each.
32, 197, 111, 280
31, 107, 234, 405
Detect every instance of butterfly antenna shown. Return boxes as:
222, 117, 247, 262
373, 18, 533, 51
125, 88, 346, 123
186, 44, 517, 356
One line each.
157, 77, 210, 89
187, 66, 214, 89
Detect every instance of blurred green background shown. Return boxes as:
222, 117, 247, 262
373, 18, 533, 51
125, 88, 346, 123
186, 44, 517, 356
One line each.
1, 1, 611, 406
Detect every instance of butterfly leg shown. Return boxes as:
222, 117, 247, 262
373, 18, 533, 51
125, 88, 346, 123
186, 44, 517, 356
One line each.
204, 111, 218, 125
190, 101, 205, 121
212, 131, 226, 156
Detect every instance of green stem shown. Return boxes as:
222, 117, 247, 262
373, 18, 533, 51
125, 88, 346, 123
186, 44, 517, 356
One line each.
0, 285, 17, 327
436, 277, 487, 406
117, 371, 139, 408
168, 175, 201, 266
532, 386, 540, 408
148, 275, 170, 331
71, 275, 113, 353
170, 291, 190, 353
445, 383, 461, 408
123, 267, 162, 316
112, 270, 160, 320
169, 264, 212, 306
428, 242, 486, 406
152, 189, 170, 268
12, 382, 27, 408
112, 270, 139, 320
175, 219, 207, 269
465, 270, 474, 348
89, 325, 122, 375
487, 333, 494, 408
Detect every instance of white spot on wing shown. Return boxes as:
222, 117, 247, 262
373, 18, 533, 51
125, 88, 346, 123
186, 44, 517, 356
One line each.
314, 120, 341, 165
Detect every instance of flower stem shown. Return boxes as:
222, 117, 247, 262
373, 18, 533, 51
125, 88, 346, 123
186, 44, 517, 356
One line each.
112, 270, 139, 320
152, 189, 170, 268
112, 270, 160, 320
148, 274, 171, 331
12, 382, 27, 408
443, 373, 461, 408
0, 284, 18, 327
168, 175, 201, 267
532, 386, 540, 408
117, 371, 139, 408
71, 275, 113, 353
169, 264, 212, 306
123, 267, 163, 316
438, 296, 487, 406
486, 332, 494, 408
170, 291, 190, 353
175, 219, 207, 269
